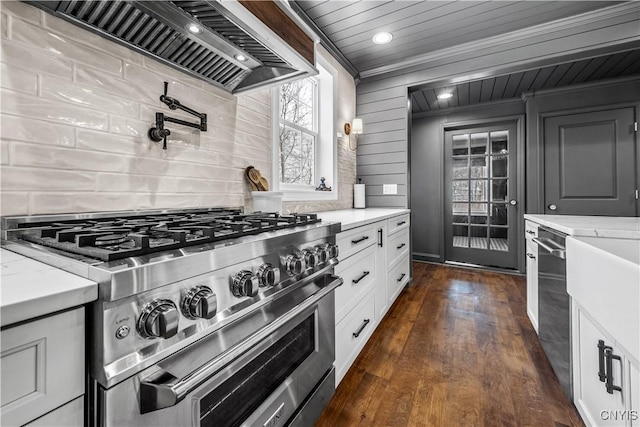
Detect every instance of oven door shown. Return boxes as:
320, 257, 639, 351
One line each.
94, 274, 341, 427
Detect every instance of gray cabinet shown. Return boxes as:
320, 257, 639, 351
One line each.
1, 309, 85, 426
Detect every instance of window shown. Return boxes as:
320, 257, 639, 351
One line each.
272, 55, 336, 201
278, 78, 317, 186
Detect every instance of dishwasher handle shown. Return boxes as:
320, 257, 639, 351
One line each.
532, 237, 566, 260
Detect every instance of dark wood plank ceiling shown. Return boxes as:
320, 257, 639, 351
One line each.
294, 1, 622, 74
410, 49, 640, 114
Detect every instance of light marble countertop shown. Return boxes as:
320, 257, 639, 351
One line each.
1, 249, 97, 327
524, 214, 640, 239
317, 208, 409, 231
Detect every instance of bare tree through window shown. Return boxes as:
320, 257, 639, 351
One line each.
279, 78, 317, 185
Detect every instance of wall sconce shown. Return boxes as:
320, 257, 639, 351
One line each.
344, 118, 363, 151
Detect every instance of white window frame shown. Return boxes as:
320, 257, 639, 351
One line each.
271, 53, 338, 202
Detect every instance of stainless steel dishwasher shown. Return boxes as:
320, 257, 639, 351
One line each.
533, 226, 571, 400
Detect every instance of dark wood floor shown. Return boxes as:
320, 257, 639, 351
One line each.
316, 262, 584, 427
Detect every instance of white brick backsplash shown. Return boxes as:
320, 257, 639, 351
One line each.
1, 1, 41, 25
108, 115, 149, 138
1, 191, 28, 216
10, 18, 123, 75
76, 129, 147, 156
41, 75, 140, 117
1, 167, 96, 191
11, 142, 128, 172
1, 140, 9, 165
29, 192, 137, 214
0, 2, 356, 215
2, 89, 108, 130
124, 63, 194, 105
1, 13, 7, 39
75, 65, 159, 107
0, 62, 38, 94
1, 114, 75, 147
1, 39, 73, 80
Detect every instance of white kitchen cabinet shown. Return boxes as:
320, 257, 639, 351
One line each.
568, 235, 640, 427
333, 212, 410, 386
0, 308, 85, 427
525, 220, 539, 333
335, 290, 376, 383
572, 302, 639, 427
334, 219, 385, 385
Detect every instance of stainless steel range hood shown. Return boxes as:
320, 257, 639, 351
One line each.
25, 0, 317, 94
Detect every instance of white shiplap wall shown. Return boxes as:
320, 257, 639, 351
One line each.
0, 1, 356, 216
355, 2, 640, 208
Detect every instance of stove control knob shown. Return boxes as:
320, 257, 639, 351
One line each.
257, 263, 280, 287
284, 254, 305, 276
302, 249, 317, 269
232, 270, 259, 298
324, 243, 339, 260
137, 299, 179, 339
182, 286, 217, 320
314, 244, 329, 264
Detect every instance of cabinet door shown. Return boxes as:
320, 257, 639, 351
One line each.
375, 223, 388, 319
573, 304, 625, 426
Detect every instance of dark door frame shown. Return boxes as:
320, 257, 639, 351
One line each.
440, 114, 526, 272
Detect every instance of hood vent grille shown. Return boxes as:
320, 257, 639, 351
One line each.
172, 1, 284, 67
26, 0, 316, 93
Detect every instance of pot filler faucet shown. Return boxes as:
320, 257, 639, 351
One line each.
148, 82, 207, 149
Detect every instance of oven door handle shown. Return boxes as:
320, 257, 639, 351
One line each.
531, 237, 566, 259
139, 273, 343, 413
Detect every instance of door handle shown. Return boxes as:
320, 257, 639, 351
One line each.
509, 199, 517, 206
548, 204, 557, 211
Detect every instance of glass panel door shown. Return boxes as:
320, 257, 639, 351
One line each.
445, 123, 518, 269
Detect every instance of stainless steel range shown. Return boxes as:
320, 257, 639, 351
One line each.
1, 208, 342, 427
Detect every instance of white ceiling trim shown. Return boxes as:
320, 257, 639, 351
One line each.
359, 2, 640, 80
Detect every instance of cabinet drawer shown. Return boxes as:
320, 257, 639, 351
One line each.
387, 228, 410, 269
335, 244, 377, 324
388, 254, 410, 305
335, 291, 376, 385
1, 308, 85, 427
387, 214, 410, 235
336, 223, 379, 261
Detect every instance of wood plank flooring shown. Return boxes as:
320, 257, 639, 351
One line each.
316, 262, 584, 427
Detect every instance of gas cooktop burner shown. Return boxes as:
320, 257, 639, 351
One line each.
13, 208, 321, 261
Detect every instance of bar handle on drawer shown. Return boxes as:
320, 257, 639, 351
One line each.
397, 220, 406, 226
352, 271, 370, 284
604, 348, 622, 394
397, 273, 406, 282
352, 318, 370, 338
352, 236, 369, 245
397, 243, 406, 250
598, 340, 607, 382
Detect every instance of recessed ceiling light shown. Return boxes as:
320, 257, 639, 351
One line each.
372, 32, 393, 45
437, 93, 453, 100
234, 54, 248, 62
187, 24, 203, 34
